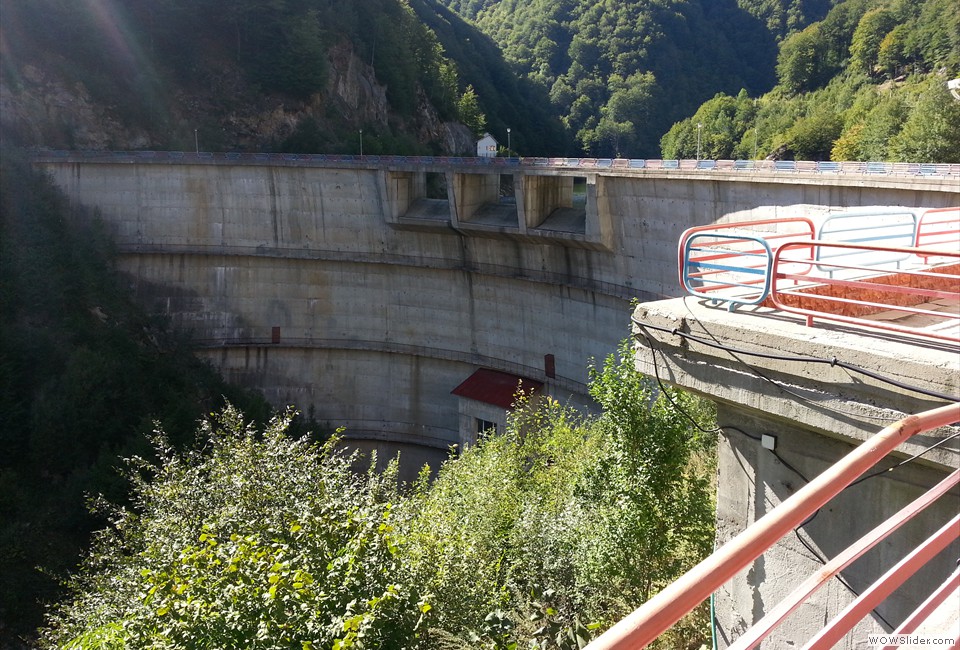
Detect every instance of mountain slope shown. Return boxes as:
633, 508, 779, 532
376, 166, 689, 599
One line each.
411, 0, 573, 155
436, 0, 780, 157
660, 0, 960, 162
0, 0, 563, 155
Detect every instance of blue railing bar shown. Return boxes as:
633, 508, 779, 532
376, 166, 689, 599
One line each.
686, 246, 772, 260
686, 261, 769, 276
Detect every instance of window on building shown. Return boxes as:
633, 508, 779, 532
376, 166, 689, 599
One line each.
476, 418, 498, 439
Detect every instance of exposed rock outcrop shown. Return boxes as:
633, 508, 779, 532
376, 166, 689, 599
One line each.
1, 41, 472, 155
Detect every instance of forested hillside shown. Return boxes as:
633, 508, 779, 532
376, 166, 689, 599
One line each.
0, 151, 281, 641
436, 0, 783, 157
661, 0, 960, 162
439, 0, 960, 162
735, 0, 835, 41
0, 0, 567, 155
409, 0, 574, 155
4, 0, 955, 160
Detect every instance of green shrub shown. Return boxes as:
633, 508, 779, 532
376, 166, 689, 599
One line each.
42, 407, 431, 649
43, 340, 717, 649
404, 340, 717, 647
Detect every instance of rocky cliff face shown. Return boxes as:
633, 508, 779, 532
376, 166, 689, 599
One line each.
1, 41, 474, 155
0, 64, 153, 150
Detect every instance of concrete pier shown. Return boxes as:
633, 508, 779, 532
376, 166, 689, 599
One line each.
632, 298, 959, 648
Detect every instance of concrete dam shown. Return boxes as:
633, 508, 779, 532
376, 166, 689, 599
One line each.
34, 152, 959, 472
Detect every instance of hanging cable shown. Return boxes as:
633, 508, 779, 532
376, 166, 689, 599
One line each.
848, 430, 960, 488
632, 316, 959, 404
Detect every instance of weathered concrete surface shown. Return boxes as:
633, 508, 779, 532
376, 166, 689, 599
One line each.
633, 298, 959, 648
453, 172, 502, 224
42, 160, 960, 302
37, 158, 959, 467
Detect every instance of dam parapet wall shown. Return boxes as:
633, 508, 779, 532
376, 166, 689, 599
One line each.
35, 154, 959, 470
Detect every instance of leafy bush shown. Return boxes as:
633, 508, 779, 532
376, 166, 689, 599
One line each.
42, 407, 431, 649
42, 341, 717, 649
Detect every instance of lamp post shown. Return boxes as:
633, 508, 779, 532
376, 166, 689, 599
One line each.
696, 122, 702, 161
194, 129, 199, 154
359, 129, 363, 157
753, 98, 759, 160
506, 127, 511, 156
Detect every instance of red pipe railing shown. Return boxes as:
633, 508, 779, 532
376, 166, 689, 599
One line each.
727, 469, 960, 650
879, 568, 960, 649
770, 241, 960, 343
803, 513, 959, 650
585, 402, 960, 650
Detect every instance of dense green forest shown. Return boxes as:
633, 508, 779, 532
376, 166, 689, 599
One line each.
408, 0, 573, 155
0, 152, 282, 641
439, 0, 960, 161
660, 0, 960, 161
436, 0, 782, 157
2, 0, 957, 159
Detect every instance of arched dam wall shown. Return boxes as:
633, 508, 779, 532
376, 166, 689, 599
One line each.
35, 154, 958, 470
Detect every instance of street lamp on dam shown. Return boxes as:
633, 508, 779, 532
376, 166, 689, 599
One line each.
507, 127, 511, 155
696, 122, 702, 161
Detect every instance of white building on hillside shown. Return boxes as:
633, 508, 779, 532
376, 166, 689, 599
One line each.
476, 133, 498, 158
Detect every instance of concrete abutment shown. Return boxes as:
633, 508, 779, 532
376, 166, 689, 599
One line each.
633, 298, 959, 648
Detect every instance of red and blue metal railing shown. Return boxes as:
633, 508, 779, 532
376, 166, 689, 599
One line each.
677, 218, 816, 309
677, 210, 960, 342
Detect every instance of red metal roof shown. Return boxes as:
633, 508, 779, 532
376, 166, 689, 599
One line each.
450, 368, 543, 409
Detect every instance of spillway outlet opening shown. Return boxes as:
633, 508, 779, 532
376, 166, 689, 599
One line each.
426, 172, 448, 200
